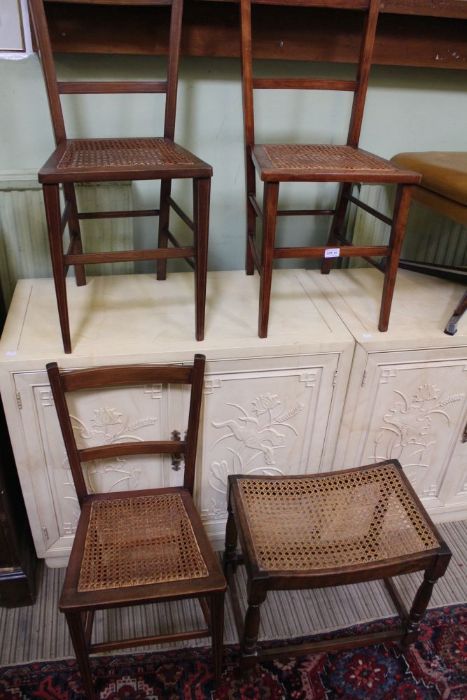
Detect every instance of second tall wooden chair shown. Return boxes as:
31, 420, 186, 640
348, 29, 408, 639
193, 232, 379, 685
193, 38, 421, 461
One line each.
29, 0, 212, 353
240, 0, 421, 337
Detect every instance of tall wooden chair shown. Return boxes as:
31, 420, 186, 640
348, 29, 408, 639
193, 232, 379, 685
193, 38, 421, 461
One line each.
29, 0, 212, 353
240, 0, 421, 337
47, 354, 226, 699
223, 460, 451, 670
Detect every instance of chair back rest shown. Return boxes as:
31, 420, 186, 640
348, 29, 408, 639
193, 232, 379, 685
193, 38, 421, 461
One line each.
240, 0, 380, 149
28, 0, 184, 145
46, 354, 205, 505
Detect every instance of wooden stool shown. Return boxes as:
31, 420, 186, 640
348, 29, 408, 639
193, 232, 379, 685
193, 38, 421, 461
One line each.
223, 460, 451, 670
392, 151, 467, 335
29, 0, 212, 353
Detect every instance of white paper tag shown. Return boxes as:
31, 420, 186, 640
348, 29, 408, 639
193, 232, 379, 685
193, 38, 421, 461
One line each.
324, 247, 340, 259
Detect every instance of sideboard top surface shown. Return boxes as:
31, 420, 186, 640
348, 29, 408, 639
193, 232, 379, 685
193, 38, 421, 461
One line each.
312, 267, 467, 352
0, 270, 353, 368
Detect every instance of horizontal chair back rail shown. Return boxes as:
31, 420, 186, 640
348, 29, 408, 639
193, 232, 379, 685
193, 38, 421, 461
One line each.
79, 440, 187, 462
47, 355, 205, 503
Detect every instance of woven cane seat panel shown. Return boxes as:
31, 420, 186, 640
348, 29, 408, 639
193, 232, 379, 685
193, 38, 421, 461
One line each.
77, 493, 209, 592
236, 463, 439, 572
258, 144, 398, 174
56, 138, 199, 170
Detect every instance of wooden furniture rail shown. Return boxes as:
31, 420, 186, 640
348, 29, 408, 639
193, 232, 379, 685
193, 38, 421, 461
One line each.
41, 0, 467, 70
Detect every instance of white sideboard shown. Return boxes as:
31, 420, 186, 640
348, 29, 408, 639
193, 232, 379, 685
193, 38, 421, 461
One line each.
0, 267, 465, 566
0, 270, 354, 565
312, 268, 467, 523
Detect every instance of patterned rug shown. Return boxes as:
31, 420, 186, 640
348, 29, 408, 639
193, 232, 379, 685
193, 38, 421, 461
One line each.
0, 605, 465, 699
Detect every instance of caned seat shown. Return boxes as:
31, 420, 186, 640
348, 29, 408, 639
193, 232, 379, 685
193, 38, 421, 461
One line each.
40, 138, 212, 181
240, 0, 421, 338
224, 460, 451, 670
30, 0, 212, 353
48, 355, 226, 699
74, 493, 211, 594
253, 145, 418, 184
391, 151, 467, 335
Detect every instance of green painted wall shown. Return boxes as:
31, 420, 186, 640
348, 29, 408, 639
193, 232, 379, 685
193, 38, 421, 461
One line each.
0, 53, 466, 272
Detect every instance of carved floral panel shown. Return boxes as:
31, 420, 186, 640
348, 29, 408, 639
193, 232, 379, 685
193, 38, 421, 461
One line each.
363, 362, 466, 498
32, 382, 178, 537
199, 364, 334, 522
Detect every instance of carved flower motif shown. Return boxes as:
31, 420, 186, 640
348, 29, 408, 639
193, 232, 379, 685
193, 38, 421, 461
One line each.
92, 407, 123, 427
251, 393, 281, 415
412, 384, 440, 403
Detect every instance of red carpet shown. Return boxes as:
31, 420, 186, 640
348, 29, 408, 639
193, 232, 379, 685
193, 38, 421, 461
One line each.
0, 605, 465, 698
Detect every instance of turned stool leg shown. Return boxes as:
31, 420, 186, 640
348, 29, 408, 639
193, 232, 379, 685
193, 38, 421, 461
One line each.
401, 549, 451, 648
241, 582, 267, 670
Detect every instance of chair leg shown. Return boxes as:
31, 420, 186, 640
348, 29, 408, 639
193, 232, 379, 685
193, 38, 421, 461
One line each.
258, 182, 279, 338
321, 182, 351, 274
193, 177, 210, 341
444, 290, 467, 336
63, 183, 86, 287
401, 549, 451, 649
65, 610, 96, 700
157, 179, 172, 281
43, 184, 72, 354
210, 591, 225, 685
245, 153, 256, 276
379, 184, 413, 331
241, 581, 267, 670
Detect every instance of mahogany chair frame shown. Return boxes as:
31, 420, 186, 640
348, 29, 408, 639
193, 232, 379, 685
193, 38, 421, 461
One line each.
240, 0, 422, 337
47, 354, 226, 699
30, 0, 211, 353
223, 460, 451, 671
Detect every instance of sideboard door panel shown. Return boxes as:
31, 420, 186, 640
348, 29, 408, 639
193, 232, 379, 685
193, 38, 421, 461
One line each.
335, 351, 467, 511
198, 355, 340, 544
13, 371, 182, 559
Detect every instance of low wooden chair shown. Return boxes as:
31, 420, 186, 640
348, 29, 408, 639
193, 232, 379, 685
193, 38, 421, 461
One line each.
29, 0, 212, 353
391, 151, 467, 335
240, 0, 421, 337
47, 354, 226, 699
223, 460, 451, 670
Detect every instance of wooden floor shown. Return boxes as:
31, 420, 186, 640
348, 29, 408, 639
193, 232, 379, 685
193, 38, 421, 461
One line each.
0, 519, 466, 666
